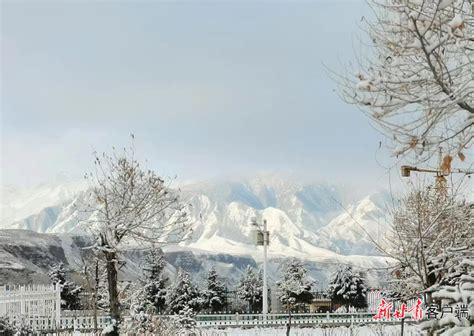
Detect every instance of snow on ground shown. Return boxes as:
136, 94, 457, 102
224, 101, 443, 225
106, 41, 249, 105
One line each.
201, 325, 422, 336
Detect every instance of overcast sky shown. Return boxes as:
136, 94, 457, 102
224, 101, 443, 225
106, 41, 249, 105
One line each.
1, 0, 403, 189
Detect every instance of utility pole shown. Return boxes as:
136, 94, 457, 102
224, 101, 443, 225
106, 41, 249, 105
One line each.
250, 217, 269, 318
262, 219, 269, 318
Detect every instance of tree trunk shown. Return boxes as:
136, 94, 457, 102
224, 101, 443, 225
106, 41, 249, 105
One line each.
286, 304, 292, 336
105, 251, 120, 336
93, 259, 99, 331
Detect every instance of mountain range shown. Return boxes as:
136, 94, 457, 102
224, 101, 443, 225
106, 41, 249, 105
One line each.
1, 174, 393, 259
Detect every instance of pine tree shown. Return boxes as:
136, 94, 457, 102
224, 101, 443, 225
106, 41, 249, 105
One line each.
142, 250, 168, 314
278, 258, 314, 336
278, 258, 314, 309
49, 262, 83, 310
202, 267, 226, 313
165, 268, 201, 314
328, 266, 367, 312
421, 246, 474, 335
173, 306, 197, 330
237, 266, 263, 313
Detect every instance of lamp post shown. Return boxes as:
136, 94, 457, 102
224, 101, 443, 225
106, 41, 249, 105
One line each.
250, 217, 269, 318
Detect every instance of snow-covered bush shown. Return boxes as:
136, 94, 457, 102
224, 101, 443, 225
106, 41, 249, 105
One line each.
121, 305, 180, 335
173, 306, 197, 330
0, 317, 38, 336
0, 317, 14, 336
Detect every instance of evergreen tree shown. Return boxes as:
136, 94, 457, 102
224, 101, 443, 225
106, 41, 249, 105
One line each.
328, 266, 367, 312
49, 262, 83, 310
421, 246, 474, 335
277, 258, 314, 309
165, 268, 201, 314
142, 250, 168, 313
173, 306, 197, 330
237, 266, 263, 312
278, 258, 314, 336
202, 267, 226, 312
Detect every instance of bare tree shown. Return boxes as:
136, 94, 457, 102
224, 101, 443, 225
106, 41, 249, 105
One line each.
83, 144, 190, 334
336, 0, 473, 162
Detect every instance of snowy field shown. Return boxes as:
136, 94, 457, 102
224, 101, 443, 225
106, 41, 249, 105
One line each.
57, 325, 423, 335
198, 325, 422, 336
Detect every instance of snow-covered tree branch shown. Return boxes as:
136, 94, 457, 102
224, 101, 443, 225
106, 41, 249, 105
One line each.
383, 184, 472, 304
83, 143, 191, 335
337, 0, 474, 162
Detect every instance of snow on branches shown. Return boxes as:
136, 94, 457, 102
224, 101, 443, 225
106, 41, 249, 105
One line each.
384, 185, 472, 301
83, 143, 191, 333
201, 267, 227, 313
328, 266, 368, 311
277, 258, 314, 308
237, 266, 263, 313
142, 250, 168, 314
421, 247, 474, 334
165, 268, 202, 314
84, 145, 190, 253
338, 0, 474, 161
49, 262, 82, 310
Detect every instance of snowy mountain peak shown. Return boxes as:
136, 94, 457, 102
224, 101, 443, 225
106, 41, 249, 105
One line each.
0, 176, 392, 259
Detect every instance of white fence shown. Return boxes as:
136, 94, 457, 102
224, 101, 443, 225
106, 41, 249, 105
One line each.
0, 286, 416, 332
367, 289, 418, 312
0, 284, 61, 327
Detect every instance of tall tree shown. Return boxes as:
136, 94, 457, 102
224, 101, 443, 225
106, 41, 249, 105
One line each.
277, 258, 314, 336
142, 250, 168, 314
165, 268, 202, 314
202, 267, 227, 313
84, 143, 190, 335
237, 266, 263, 313
328, 266, 367, 312
337, 0, 473, 162
49, 262, 83, 310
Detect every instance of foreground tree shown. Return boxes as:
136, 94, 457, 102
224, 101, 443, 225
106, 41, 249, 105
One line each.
421, 246, 474, 335
328, 266, 367, 312
84, 144, 190, 334
337, 0, 474, 162
201, 267, 227, 313
49, 262, 82, 310
237, 266, 263, 313
277, 258, 314, 336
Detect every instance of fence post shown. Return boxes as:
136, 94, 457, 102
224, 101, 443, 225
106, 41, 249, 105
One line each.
55, 283, 61, 329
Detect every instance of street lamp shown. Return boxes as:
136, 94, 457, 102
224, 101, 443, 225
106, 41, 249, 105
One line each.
400, 165, 473, 194
250, 217, 269, 318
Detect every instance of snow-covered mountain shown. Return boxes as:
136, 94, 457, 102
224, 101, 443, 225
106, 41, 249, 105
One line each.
0, 174, 393, 260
